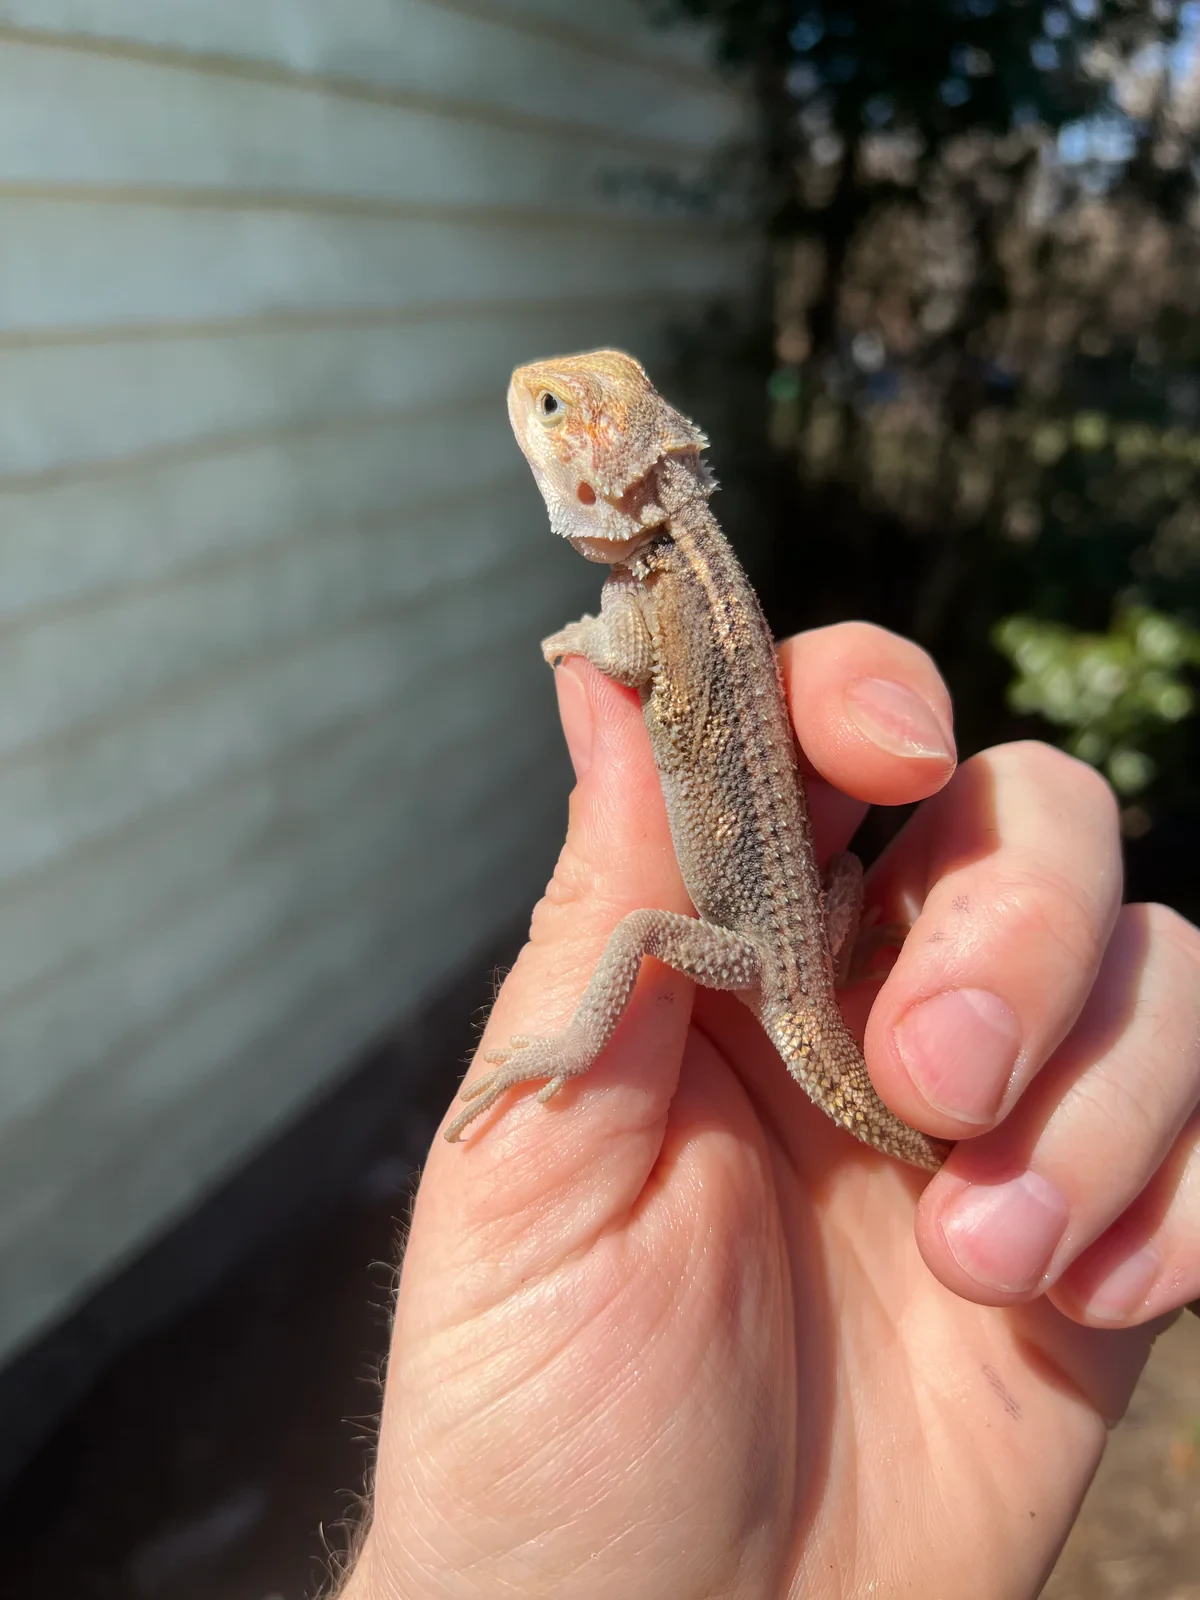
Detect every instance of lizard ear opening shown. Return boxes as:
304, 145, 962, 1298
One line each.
576, 481, 597, 505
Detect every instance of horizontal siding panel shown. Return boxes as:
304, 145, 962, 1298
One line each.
83, 782, 550, 1142
0, 706, 560, 1133
0, 204, 748, 338
0, 786, 553, 1227
449, 0, 719, 75
0, 475, 541, 759
0, 537, 583, 888
0, 777, 278, 1009
0, 820, 555, 1354
0, 40, 736, 212
0, 2, 751, 1368
0, 621, 570, 1021
0, 296, 747, 479
0, 1, 743, 148
0, 406, 527, 617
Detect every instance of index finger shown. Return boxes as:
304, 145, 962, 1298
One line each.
779, 622, 957, 808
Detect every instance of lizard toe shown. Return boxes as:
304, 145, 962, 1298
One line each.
456, 1070, 502, 1103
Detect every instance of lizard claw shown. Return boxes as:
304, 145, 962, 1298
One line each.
541, 631, 576, 667
443, 1073, 506, 1140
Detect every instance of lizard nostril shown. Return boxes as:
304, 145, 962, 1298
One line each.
576, 481, 596, 505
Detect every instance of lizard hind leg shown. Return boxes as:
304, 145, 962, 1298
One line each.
444, 909, 763, 1142
822, 851, 864, 988
823, 851, 908, 988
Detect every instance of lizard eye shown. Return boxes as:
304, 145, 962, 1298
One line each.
536, 390, 565, 425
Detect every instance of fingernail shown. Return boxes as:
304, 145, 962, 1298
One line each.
1084, 1244, 1160, 1323
894, 988, 1021, 1123
844, 677, 955, 762
554, 660, 594, 780
942, 1171, 1069, 1293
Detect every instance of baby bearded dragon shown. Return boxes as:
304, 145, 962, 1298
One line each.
445, 348, 949, 1171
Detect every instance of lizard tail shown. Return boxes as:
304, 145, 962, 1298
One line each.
764, 1001, 951, 1173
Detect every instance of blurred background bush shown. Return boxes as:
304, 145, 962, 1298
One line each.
669, 0, 1200, 918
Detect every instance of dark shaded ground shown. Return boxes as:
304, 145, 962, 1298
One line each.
0, 978, 1197, 1598
1045, 1317, 1200, 1600
0, 1081, 441, 1600
0, 943, 500, 1600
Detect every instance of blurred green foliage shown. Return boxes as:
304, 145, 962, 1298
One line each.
655, 0, 1200, 906
996, 605, 1198, 791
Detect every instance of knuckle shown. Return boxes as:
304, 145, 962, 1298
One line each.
997, 740, 1119, 819
1137, 900, 1200, 967
529, 838, 604, 942
967, 741, 1122, 857
1030, 882, 1102, 967
529, 836, 640, 955
980, 857, 1108, 967
1075, 1056, 1161, 1151
1062, 757, 1121, 832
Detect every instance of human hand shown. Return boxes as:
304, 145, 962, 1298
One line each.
341, 623, 1200, 1600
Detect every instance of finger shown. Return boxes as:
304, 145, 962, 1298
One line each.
863, 742, 1123, 1138
1055, 1111, 1200, 1326
430, 658, 693, 1214
778, 622, 956, 807
915, 903, 1200, 1313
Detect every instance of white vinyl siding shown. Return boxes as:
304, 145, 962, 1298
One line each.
0, 1, 751, 1362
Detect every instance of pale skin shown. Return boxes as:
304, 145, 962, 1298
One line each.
341, 623, 1200, 1600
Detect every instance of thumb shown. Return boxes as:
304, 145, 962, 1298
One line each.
418, 656, 695, 1254
491, 657, 692, 1060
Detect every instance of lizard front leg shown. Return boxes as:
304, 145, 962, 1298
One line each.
444, 911, 762, 1141
541, 574, 654, 688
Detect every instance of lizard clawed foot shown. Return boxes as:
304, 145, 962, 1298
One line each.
443, 1032, 590, 1142
541, 624, 590, 667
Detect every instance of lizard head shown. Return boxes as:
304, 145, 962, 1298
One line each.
507, 348, 712, 558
